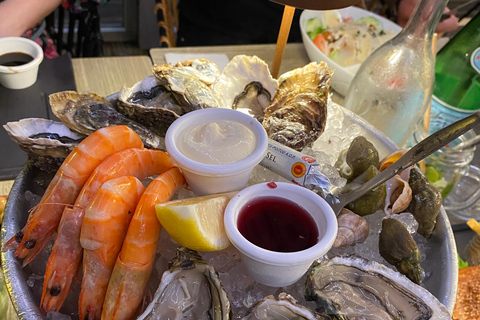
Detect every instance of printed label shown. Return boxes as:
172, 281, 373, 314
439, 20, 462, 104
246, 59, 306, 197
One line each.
429, 96, 474, 134
291, 162, 307, 178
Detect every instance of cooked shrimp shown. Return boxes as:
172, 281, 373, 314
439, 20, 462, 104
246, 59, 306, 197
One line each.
102, 167, 185, 320
41, 148, 174, 312
4, 125, 143, 265
78, 176, 145, 320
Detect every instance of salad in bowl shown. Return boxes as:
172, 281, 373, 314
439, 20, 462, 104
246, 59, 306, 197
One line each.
300, 7, 402, 96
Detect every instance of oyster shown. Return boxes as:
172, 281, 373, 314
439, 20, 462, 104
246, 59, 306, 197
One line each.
379, 218, 424, 284
117, 81, 184, 137
49, 91, 162, 148
407, 169, 442, 238
333, 208, 369, 248
153, 59, 221, 110
3, 118, 85, 172
335, 136, 380, 181
138, 247, 230, 320
305, 255, 451, 319
384, 174, 412, 215
262, 62, 332, 151
241, 293, 324, 320
211, 55, 278, 120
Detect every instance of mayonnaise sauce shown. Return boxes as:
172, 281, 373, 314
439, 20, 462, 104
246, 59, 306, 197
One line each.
178, 120, 256, 165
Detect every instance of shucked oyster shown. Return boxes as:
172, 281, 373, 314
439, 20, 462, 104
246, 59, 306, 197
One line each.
241, 293, 324, 320
211, 55, 278, 120
117, 79, 184, 138
153, 59, 221, 110
138, 247, 230, 320
49, 91, 162, 148
305, 255, 451, 319
262, 62, 332, 151
3, 118, 85, 172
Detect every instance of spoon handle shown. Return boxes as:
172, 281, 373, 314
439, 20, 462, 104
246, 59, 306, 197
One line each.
331, 112, 480, 215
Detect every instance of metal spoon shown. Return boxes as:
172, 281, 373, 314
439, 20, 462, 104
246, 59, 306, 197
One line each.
324, 112, 480, 215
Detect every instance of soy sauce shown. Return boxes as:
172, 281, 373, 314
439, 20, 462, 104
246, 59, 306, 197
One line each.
0, 52, 34, 67
237, 196, 319, 252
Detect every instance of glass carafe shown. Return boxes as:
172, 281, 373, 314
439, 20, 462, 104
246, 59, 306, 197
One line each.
343, 0, 448, 147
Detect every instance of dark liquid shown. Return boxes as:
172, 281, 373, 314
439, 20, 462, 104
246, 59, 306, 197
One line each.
0, 52, 34, 67
237, 196, 319, 252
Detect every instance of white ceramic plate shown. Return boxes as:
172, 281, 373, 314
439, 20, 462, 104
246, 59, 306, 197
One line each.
300, 7, 402, 96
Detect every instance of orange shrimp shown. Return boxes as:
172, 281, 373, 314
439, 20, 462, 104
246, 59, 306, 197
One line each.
102, 167, 185, 320
41, 148, 174, 312
78, 176, 145, 320
4, 125, 143, 265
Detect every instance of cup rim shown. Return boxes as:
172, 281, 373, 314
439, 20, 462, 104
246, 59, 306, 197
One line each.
0, 37, 44, 73
224, 182, 338, 266
165, 108, 268, 176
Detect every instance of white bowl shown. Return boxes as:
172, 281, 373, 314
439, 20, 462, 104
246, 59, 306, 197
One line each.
224, 182, 338, 287
0, 37, 44, 90
300, 7, 402, 96
165, 108, 268, 196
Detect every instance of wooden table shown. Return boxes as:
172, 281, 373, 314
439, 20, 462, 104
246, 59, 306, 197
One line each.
72, 55, 154, 97
150, 43, 345, 104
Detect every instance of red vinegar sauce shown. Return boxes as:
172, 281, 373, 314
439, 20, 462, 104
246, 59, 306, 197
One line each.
237, 196, 319, 252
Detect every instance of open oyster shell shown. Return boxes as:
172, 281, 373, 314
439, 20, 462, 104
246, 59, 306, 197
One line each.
3, 118, 85, 172
49, 90, 162, 148
153, 59, 221, 110
211, 55, 278, 120
138, 247, 231, 320
241, 293, 324, 320
305, 255, 450, 319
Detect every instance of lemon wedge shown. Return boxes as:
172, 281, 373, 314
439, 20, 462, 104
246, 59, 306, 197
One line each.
155, 191, 237, 252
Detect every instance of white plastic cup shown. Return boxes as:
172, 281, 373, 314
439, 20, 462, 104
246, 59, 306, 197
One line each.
224, 182, 338, 287
165, 108, 268, 196
0, 37, 44, 90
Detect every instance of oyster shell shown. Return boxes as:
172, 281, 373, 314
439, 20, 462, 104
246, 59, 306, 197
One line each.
3, 118, 85, 172
211, 55, 278, 120
153, 59, 221, 110
305, 255, 451, 319
333, 208, 369, 248
262, 62, 332, 151
241, 293, 323, 320
49, 91, 162, 148
117, 81, 184, 137
138, 247, 231, 320
379, 218, 424, 284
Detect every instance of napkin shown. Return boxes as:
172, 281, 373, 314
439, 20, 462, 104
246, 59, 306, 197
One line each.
164, 53, 230, 71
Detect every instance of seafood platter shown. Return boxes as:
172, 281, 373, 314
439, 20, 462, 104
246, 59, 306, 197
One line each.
1, 55, 457, 319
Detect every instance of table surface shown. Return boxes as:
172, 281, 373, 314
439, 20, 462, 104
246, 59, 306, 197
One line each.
72, 55, 154, 97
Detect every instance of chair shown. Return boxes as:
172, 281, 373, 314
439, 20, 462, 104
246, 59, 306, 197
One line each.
154, 0, 179, 47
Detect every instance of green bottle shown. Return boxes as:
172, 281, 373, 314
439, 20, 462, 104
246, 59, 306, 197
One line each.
430, 12, 480, 133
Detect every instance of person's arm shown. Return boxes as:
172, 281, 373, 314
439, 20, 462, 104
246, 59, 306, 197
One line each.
0, 0, 62, 37
397, 0, 459, 35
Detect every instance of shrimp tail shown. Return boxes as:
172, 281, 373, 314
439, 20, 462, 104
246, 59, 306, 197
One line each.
101, 259, 153, 320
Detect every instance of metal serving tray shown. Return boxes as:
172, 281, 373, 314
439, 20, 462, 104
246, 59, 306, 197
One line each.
1, 107, 458, 319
